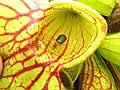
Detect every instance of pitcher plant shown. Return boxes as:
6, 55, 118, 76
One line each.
0, 0, 119, 90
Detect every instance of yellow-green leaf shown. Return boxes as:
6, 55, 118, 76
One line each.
76, 0, 117, 16
98, 32, 120, 66
79, 52, 117, 90
60, 63, 83, 89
